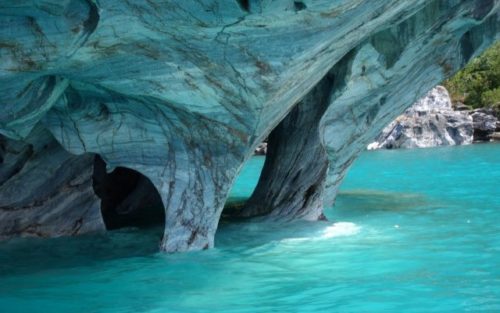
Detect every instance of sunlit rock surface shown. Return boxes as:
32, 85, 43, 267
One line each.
367, 86, 473, 150
0, 0, 499, 251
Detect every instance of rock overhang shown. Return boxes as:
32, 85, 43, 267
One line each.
0, 0, 498, 252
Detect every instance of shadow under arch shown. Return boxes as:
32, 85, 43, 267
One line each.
92, 156, 165, 231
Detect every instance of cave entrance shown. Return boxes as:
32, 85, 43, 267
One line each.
92, 156, 165, 231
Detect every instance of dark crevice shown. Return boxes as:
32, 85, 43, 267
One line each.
236, 0, 250, 13
303, 183, 317, 203
0, 136, 34, 186
66, 0, 100, 57
460, 31, 474, 62
92, 156, 165, 230
473, 129, 494, 142
294, 1, 307, 12
83, 0, 100, 34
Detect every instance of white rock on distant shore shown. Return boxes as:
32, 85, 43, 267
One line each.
368, 86, 473, 150
470, 108, 499, 141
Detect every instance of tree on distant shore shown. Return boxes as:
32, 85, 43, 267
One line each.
444, 41, 500, 110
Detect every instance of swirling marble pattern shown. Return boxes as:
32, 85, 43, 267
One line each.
0, 0, 498, 251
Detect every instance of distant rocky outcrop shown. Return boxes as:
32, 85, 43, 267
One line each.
470, 108, 500, 141
368, 86, 473, 150
254, 142, 268, 155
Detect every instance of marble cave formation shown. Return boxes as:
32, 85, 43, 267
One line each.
0, 0, 498, 252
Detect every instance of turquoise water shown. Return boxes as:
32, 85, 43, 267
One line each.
1, 144, 499, 312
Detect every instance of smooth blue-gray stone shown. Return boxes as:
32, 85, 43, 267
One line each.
0, 0, 498, 252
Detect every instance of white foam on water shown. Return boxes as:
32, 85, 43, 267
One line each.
321, 222, 360, 239
279, 222, 361, 244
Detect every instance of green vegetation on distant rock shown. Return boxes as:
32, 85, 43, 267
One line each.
445, 41, 500, 109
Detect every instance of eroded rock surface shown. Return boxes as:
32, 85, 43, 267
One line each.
246, 1, 499, 212
470, 108, 499, 141
0, 0, 499, 251
239, 72, 336, 221
368, 86, 474, 149
0, 126, 104, 239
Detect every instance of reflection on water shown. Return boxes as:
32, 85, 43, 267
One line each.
0, 227, 163, 276
336, 190, 429, 214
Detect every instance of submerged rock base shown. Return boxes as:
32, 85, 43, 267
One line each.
0, 1, 498, 252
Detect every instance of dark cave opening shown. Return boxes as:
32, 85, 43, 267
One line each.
92, 156, 165, 231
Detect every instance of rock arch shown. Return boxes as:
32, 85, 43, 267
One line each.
0, 0, 498, 252
238, 0, 500, 219
92, 156, 165, 231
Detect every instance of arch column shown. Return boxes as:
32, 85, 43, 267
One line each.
238, 52, 354, 220
239, 1, 499, 220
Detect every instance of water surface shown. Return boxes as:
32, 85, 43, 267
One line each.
1, 144, 499, 312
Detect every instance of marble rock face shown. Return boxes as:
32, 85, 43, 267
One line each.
254, 142, 268, 155
0, 126, 105, 239
470, 108, 499, 141
367, 86, 474, 150
0, 1, 499, 252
